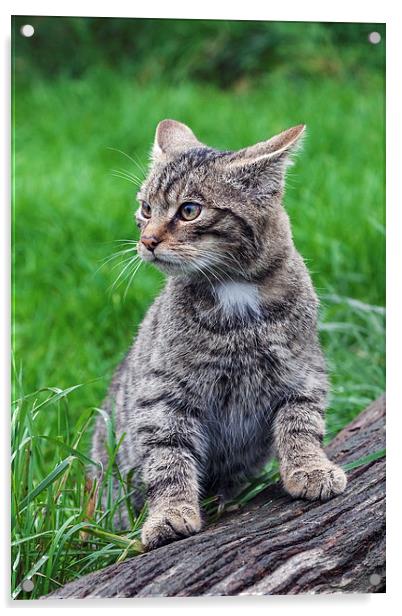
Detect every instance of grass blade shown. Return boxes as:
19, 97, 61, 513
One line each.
342, 448, 386, 471
18, 457, 72, 510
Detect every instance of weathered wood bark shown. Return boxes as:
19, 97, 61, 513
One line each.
47, 396, 385, 598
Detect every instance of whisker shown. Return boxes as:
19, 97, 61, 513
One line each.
188, 259, 215, 293
110, 170, 142, 187
110, 256, 140, 291
95, 253, 134, 276
111, 169, 137, 181
111, 241, 139, 252
192, 250, 237, 283
110, 173, 137, 187
107, 147, 147, 176
95, 248, 138, 274
195, 247, 249, 280
113, 166, 143, 184
109, 254, 140, 273
110, 174, 140, 187
114, 239, 138, 245
199, 261, 225, 285
100, 247, 137, 263
218, 253, 248, 276
198, 246, 245, 269
119, 169, 143, 185
123, 259, 143, 300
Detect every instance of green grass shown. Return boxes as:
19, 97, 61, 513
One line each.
12, 69, 385, 598
11, 377, 145, 599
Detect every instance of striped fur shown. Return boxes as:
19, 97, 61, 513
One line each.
92, 120, 346, 550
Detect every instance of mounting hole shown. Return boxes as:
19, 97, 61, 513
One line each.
369, 573, 382, 586
368, 31, 381, 45
21, 579, 34, 592
20, 24, 35, 38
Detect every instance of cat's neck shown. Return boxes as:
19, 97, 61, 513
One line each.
169, 247, 298, 315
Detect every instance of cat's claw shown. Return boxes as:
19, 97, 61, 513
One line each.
141, 503, 202, 551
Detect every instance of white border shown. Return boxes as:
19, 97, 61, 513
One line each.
1, 1, 395, 21
2, 0, 401, 612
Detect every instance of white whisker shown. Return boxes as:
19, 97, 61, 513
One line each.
101, 247, 137, 264
110, 169, 142, 187
107, 147, 147, 177
114, 239, 139, 245
110, 256, 139, 291
123, 259, 143, 300
109, 254, 140, 272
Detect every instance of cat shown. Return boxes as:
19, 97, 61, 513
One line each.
92, 119, 347, 551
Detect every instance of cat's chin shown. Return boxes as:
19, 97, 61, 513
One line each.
154, 260, 182, 275
139, 249, 208, 278
146, 254, 188, 276
155, 259, 208, 279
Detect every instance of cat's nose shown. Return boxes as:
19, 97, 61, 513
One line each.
141, 235, 160, 252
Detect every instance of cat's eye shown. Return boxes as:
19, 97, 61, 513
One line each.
141, 202, 152, 219
179, 202, 202, 221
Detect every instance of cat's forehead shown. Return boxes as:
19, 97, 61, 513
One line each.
140, 147, 229, 206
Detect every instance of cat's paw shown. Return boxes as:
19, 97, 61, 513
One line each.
141, 503, 202, 551
282, 461, 347, 501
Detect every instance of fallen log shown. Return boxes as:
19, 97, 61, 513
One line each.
47, 396, 385, 598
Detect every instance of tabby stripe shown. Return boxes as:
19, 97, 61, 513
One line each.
190, 311, 262, 334
136, 392, 203, 418
162, 174, 180, 200
253, 250, 288, 282
140, 376, 202, 408
191, 228, 234, 241
153, 165, 171, 195
284, 395, 324, 408
142, 437, 202, 463
219, 207, 257, 248
286, 429, 323, 443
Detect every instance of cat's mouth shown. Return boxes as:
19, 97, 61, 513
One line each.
139, 244, 217, 276
154, 254, 181, 267
139, 247, 187, 273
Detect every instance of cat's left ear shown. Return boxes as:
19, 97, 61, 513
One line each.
221, 124, 306, 194
151, 119, 203, 164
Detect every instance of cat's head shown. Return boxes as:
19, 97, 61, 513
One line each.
136, 119, 305, 281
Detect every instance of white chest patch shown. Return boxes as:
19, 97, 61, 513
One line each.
216, 281, 261, 317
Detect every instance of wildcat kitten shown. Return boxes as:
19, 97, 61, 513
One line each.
92, 119, 347, 551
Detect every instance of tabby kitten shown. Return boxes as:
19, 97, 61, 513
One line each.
92, 119, 347, 550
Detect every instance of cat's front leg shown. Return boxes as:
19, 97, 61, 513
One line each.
138, 414, 204, 550
273, 398, 347, 501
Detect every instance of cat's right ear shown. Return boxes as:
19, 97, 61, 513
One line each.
151, 119, 203, 163
219, 124, 306, 195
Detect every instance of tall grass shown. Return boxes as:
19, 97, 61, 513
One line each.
11, 373, 145, 599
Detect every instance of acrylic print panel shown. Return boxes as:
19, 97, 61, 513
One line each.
11, 15, 385, 599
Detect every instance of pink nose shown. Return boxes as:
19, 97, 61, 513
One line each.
141, 235, 160, 252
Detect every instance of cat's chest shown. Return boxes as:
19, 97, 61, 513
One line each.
214, 281, 261, 318
202, 365, 274, 470
203, 359, 268, 416
193, 323, 282, 434
162, 279, 287, 409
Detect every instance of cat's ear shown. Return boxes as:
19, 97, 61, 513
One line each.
221, 124, 306, 195
151, 119, 203, 163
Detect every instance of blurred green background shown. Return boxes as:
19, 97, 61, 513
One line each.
12, 17, 385, 438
